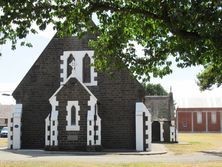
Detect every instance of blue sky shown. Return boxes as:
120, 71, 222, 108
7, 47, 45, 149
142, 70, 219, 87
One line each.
0, 26, 222, 104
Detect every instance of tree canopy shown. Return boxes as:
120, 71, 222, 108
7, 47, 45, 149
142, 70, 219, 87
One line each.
143, 83, 168, 96
1, 1, 222, 90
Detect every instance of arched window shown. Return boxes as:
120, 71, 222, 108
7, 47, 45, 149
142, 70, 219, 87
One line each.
83, 54, 91, 83
67, 54, 75, 78
66, 101, 80, 131
71, 106, 76, 125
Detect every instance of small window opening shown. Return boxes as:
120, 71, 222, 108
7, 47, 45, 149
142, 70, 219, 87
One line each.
71, 106, 76, 125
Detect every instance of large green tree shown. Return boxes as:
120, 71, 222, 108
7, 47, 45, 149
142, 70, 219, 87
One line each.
1, 1, 222, 90
143, 83, 168, 96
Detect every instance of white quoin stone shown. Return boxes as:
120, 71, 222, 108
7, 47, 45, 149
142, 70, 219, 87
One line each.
60, 51, 97, 86
170, 120, 178, 142
66, 101, 80, 131
87, 96, 101, 146
170, 126, 176, 142
8, 113, 13, 149
135, 102, 152, 152
145, 110, 152, 151
45, 114, 50, 146
9, 104, 22, 149
50, 110, 58, 146
160, 121, 164, 142
136, 103, 144, 151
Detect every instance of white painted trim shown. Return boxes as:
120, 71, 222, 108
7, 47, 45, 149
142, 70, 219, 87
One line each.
136, 109, 143, 151
89, 102, 96, 145
60, 50, 97, 86
95, 116, 101, 145
45, 114, 50, 146
211, 112, 217, 124
50, 110, 58, 146
197, 111, 202, 124
48, 96, 59, 147
170, 126, 176, 142
136, 102, 152, 152
66, 101, 80, 131
160, 121, 164, 142
48, 50, 100, 147
144, 108, 152, 151
87, 120, 93, 146
206, 111, 208, 132
87, 96, 101, 146
10, 104, 23, 149
8, 112, 13, 149
49, 75, 97, 103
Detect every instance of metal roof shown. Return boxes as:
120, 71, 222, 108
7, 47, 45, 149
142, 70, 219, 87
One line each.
176, 98, 222, 108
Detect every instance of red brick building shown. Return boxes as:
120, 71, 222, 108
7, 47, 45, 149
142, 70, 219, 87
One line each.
177, 98, 222, 132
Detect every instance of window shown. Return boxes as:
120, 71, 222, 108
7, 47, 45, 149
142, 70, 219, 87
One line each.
71, 106, 76, 125
83, 54, 91, 83
211, 112, 217, 124
67, 54, 75, 78
66, 101, 80, 131
60, 51, 97, 85
182, 120, 187, 128
197, 112, 202, 124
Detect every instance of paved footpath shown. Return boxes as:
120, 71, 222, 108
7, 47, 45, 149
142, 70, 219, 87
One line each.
0, 144, 221, 163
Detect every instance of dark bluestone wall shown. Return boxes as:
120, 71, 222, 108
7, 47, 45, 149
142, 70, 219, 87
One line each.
56, 78, 90, 150
12, 35, 96, 149
12, 34, 144, 149
91, 70, 144, 149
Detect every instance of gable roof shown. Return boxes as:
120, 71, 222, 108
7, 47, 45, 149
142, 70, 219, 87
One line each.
12, 31, 144, 104
12, 33, 97, 101
50, 75, 97, 102
144, 94, 174, 121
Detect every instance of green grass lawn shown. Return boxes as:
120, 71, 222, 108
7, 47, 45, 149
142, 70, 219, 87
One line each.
0, 138, 7, 147
1, 134, 222, 166
165, 133, 222, 154
1, 133, 222, 154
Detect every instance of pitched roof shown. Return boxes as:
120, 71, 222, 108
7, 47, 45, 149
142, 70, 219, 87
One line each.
12, 33, 97, 100
176, 98, 222, 108
0, 105, 14, 118
50, 75, 97, 102
144, 94, 174, 121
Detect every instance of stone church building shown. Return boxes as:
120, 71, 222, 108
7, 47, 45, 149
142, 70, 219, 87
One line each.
8, 33, 177, 151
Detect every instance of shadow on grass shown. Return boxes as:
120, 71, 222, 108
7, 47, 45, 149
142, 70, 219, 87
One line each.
0, 148, 110, 158
0, 147, 167, 158
201, 151, 222, 157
